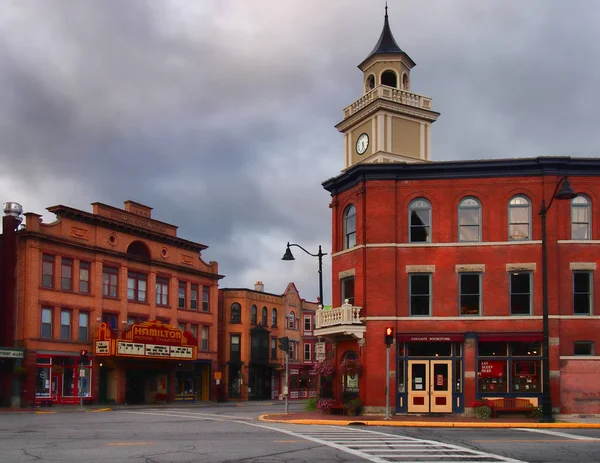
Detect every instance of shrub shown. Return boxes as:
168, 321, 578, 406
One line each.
531, 406, 543, 420
344, 398, 363, 415
474, 405, 492, 419
304, 398, 317, 411
316, 398, 336, 413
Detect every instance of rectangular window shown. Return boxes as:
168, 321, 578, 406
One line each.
61, 258, 73, 291
409, 273, 431, 316
60, 309, 71, 340
573, 271, 593, 315
41, 307, 53, 338
574, 342, 595, 355
42, 254, 54, 288
156, 278, 169, 306
341, 277, 355, 305
127, 272, 147, 302
178, 282, 186, 309
230, 335, 241, 363
78, 312, 89, 341
271, 337, 277, 360
304, 315, 312, 333
190, 323, 198, 339
510, 272, 531, 315
289, 341, 296, 361
201, 326, 209, 351
477, 359, 508, 393
178, 322, 186, 332
102, 313, 118, 331
79, 261, 90, 293
459, 273, 481, 315
102, 267, 118, 298
511, 360, 541, 393
202, 286, 210, 312
190, 284, 198, 310
304, 343, 312, 361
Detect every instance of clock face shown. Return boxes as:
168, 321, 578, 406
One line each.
356, 133, 369, 155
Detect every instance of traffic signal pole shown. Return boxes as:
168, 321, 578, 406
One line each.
385, 344, 390, 420
285, 349, 289, 415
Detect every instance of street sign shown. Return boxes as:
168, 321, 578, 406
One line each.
315, 342, 326, 361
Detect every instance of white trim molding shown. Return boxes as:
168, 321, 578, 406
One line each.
339, 268, 355, 279
570, 262, 597, 271
406, 265, 435, 273
455, 264, 485, 273
506, 263, 537, 272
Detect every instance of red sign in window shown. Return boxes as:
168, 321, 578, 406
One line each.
479, 360, 504, 378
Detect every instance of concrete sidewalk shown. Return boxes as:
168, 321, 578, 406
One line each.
258, 410, 600, 428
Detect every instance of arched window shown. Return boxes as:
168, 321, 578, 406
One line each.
458, 197, 481, 242
343, 205, 356, 249
402, 73, 409, 90
381, 70, 397, 88
409, 198, 431, 243
261, 306, 268, 326
271, 308, 277, 327
289, 311, 295, 329
365, 74, 375, 92
230, 303, 241, 323
508, 195, 531, 240
126, 241, 151, 259
341, 350, 360, 398
572, 195, 591, 240
250, 305, 257, 325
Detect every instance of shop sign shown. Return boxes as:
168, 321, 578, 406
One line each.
94, 341, 111, 356
124, 321, 185, 346
0, 349, 24, 359
479, 360, 504, 378
315, 342, 326, 361
290, 369, 299, 375
397, 334, 464, 342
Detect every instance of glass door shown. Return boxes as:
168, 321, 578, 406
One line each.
408, 361, 429, 413
431, 360, 452, 413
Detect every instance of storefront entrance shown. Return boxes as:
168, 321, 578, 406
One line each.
407, 360, 452, 413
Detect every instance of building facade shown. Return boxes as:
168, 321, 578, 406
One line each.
316, 10, 600, 415
1, 200, 222, 407
218, 282, 318, 401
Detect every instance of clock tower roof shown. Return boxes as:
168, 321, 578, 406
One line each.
358, 5, 415, 70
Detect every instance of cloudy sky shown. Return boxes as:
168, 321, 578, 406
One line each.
1, 0, 599, 305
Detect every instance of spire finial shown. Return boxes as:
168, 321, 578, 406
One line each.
385, 2, 388, 17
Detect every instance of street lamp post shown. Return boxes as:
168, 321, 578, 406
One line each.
539, 176, 577, 423
282, 242, 327, 308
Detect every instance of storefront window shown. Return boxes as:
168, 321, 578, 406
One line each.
477, 359, 507, 393
407, 342, 451, 357
36, 367, 51, 398
478, 342, 507, 356
512, 342, 541, 356
397, 362, 405, 393
63, 367, 75, 397
454, 359, 462, 392
512, 360, 540, 393
299, 373, 309, 394
290, 374, 299, 390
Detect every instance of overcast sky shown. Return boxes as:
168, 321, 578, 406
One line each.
1, 0, 599, 305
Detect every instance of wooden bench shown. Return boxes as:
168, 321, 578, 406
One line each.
490, 398, 533, 418
329, 404, 346, 415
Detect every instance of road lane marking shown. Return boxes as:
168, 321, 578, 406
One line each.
516, 428, 597, 440
474, 439, 600, 443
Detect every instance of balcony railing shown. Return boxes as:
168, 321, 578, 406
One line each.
343, 85, 433, 118
315, 300, 362, 329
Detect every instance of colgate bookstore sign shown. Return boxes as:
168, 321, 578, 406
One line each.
94, 320, 198, 360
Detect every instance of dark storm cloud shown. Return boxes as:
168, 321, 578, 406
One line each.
1, 0, 600, 302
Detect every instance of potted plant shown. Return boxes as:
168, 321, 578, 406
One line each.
316, 397, 336, 414
312, 360, 335, 377
471, 399, 494, 419
344, 397, 363, 416
340, 358, 362, 377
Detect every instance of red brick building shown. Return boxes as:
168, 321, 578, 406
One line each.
218, 282, 318, 402
315, 11, 600, 416
1, 200, 222, 407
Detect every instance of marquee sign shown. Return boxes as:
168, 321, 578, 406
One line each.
94, 320, 197, 360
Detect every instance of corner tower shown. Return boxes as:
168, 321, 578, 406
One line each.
336, 6, 440, 169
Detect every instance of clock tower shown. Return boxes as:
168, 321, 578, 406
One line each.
336, 6, 440, 169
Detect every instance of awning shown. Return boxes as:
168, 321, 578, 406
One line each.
478, 332, 543, 342
397, 334, 464, 342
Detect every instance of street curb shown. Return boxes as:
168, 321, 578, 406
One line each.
258, 415, 600, 428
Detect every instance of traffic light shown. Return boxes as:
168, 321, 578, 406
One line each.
80, 349, 88, 362
277, 337, 289, 352
384, 327, 394, 345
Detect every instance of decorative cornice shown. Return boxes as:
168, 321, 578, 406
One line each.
406, 265, 435, 273
570, 262, 597, 270
322, 156, 600, 196
455, 264, 485, 273
506, 263, 537, 272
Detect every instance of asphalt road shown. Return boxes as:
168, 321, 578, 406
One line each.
0, 403, 598, 462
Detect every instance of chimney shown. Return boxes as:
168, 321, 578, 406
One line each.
254, 281, 264, 292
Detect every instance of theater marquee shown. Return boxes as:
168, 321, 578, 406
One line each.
94, 321, 198, 360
